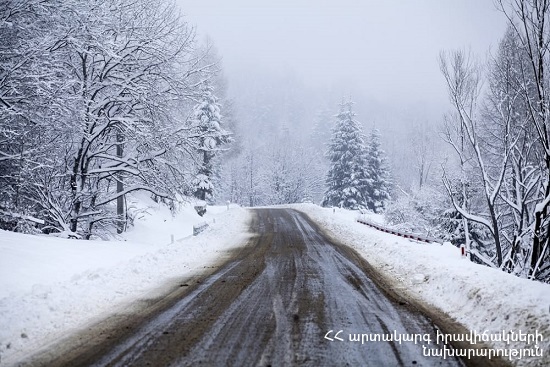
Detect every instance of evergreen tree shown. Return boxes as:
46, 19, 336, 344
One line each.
190, 84, 232, 201
364, 128, 392, 212
310, 108, 333, 151
322, 101, 369, 209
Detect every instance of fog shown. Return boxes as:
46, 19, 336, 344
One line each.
2, 0, 549, 299
176, 0, 509, 193
179, 0, 507, 116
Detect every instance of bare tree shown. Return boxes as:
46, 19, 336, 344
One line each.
483, 27, 540, 275
0, 0, 219, 238
440, 50, 517, 267
498, 0, 550, 279
410, 122, 435, 190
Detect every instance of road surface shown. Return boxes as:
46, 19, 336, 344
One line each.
21, 208, 465, 366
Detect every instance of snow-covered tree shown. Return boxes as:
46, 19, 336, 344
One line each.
189, 84, 232, 201
440, 50, 510, 267
438, 14, 550, 281
0, 0, 69, 232
0, 0, 222, 238
496, 0, 550, 281
364, 128, 392, 212
322, 101, 369, 209
217, 133, 324, 207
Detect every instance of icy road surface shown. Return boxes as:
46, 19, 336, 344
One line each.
20, 209, 465, 366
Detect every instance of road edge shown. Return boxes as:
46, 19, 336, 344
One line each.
6, 211, 258, 367
294, 208, 511, 367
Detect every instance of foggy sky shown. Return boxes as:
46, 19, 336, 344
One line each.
178, 0, 507, 115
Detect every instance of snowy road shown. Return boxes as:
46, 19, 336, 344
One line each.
20, 209, 466, 366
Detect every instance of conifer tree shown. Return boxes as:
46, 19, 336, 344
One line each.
322, 101, 369, 209
190, 84, 232, 201
364, 128, 392, 212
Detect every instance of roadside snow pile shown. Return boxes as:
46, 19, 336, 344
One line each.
290, 204, 550, 367
122, 193, 228, 243
0, 200, 250, 365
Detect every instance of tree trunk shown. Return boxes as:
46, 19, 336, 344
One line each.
461, 166, 471, 260
488, 204, 503, 266
69, 145, 85, 233
117, 131, 124, 234
531, 175, 550, 276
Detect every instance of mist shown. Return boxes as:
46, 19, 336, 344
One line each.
178, 0, 508, 194
2, 2, 549, 363
180, 0, 506, 114
0, 0, 522, 237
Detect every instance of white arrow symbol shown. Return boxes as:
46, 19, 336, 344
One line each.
324, 330, 344, 341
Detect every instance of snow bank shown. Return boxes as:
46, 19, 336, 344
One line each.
0, 200, 251, 365
290, 204, 550, 367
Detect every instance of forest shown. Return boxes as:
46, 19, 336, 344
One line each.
1, 0, 549, 283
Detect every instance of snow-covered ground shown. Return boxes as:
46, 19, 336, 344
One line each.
290, 204, 550, 367
1, 202, 548, 366
0, 197, 251, 365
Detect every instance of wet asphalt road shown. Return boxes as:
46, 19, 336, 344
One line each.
20, 208, 465, 366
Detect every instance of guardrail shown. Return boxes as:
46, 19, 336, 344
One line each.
193, 221, 209, 236
356, 216, 443, 244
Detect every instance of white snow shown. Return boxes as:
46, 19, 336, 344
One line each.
289, 204, 550, 367
1, 201, 548, 366
0, 197, 251, 365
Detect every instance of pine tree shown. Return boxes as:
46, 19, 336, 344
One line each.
364, 128, 391, 213
190, 84, 232, 202
322, 101, 369, 209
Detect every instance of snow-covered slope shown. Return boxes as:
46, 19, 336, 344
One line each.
290, 204, 549, 367
0, 200, 251, 365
